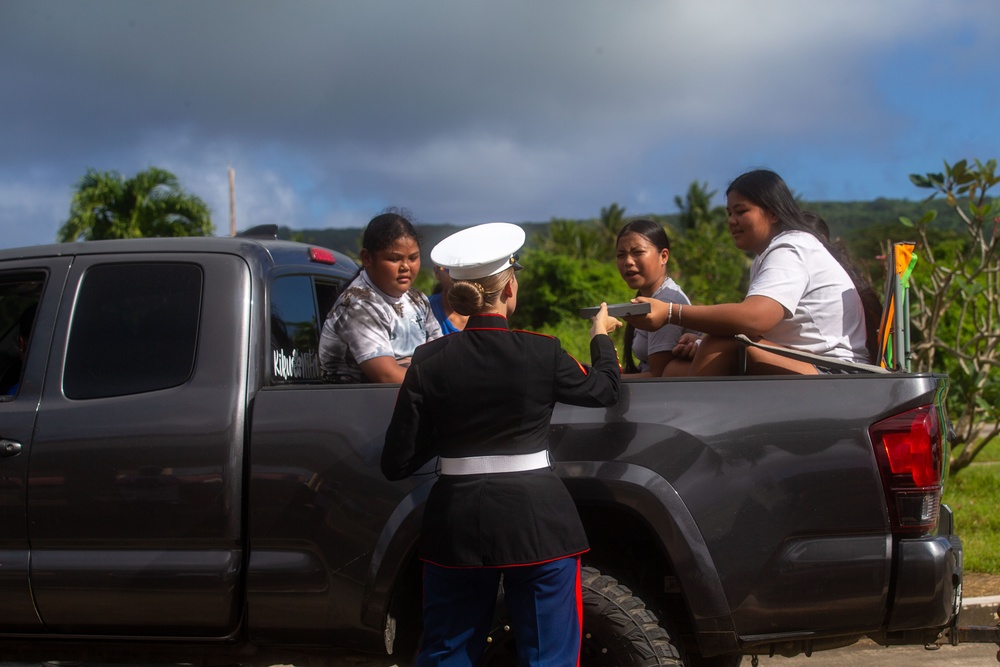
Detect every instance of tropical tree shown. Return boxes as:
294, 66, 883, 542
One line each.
597, 202, 627, 252
539, 204, 681, 264
538, 217, 608, 261
669, 181, 749, 305
538, 205, 630, 261
672, 219, 749, 306
901, 158, 1000, 473
674, 181, 725, 231
513, 248, 633, 331
58, 167, 214, 242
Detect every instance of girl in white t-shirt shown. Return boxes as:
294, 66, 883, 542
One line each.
625, 170, 879, 375
615, 218, 698, 377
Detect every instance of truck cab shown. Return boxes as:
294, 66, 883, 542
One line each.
0, 237, 357, 648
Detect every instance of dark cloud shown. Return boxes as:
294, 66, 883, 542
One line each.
1, 0, 997, 247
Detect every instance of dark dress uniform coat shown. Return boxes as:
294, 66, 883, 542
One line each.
382, 313, 621, 567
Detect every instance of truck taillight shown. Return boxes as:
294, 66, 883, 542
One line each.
870, 405, 943, 535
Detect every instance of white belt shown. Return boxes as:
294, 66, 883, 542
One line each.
439, 450, 551, 475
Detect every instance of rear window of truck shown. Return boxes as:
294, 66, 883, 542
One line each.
269, 274, 340, 384
64, 263, 203, 399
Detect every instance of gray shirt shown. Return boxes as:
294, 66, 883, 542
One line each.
633, 277, 695, 372
319, 270, 442, 382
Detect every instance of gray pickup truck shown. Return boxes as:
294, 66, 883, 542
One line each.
0, 235, 977, 666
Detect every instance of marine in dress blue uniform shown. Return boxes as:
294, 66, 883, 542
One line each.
382, 223, 621, 667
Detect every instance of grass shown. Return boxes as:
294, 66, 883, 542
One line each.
967, 434, 1000, 463
943, 440, 1000, 574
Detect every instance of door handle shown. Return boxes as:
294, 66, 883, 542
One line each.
0, 439, 22, 458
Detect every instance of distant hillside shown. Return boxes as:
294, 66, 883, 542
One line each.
804, 198, 956, 238
272, 198, 963, 258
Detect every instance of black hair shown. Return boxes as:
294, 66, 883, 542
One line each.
362, 207, 422, 255
617, 217, 671, 252
800, 210, 831, 241
725, 169, 804, 231
618, 218, 671, 374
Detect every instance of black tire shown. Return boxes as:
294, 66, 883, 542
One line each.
480, 565, 682, 666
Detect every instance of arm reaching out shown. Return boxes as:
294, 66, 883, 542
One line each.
624, 296, 785, 337
589, 302, 622, 338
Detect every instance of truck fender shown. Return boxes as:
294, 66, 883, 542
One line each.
560, 460, 740, 656
362, 476, 435, 630
362, 463, 740, 657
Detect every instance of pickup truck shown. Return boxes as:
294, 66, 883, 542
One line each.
0, 235, 975, 666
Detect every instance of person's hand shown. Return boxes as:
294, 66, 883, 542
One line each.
671, 333, 702, 360
622, 297, 672, 331
590, 302, 622, 338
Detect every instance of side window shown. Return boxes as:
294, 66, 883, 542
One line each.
270, 275, 339, 384
0, 272, 46, 398
64, 263, 202, 400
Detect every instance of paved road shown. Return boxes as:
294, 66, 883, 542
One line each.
3, 643, 998, 667
5, 599, 997, 667
755, 640, 998, 666
754, 596, 999, 667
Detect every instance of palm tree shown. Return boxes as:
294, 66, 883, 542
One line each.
598, 202, 627, 249
58, 168, 214, 242
541, 218, 607, 260
674, 181, 725, 231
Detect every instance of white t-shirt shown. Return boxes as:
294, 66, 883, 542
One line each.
746, 230, 868, 362
633, 277, 696, 372
319, 270, 442, 382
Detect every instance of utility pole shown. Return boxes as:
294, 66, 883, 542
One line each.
228, 164, 237, 237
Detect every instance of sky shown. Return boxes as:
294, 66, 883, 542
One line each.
2, 0, 997, 249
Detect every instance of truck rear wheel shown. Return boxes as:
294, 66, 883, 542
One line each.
480, 565, 682, 666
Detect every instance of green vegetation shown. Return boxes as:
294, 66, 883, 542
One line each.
943, 460, 1000, 573
60, 168, 214, 242
899, 160, 1000, 473
513, 248, 633, 330
943, 434, 999, 574
974, 436, 1000, 463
